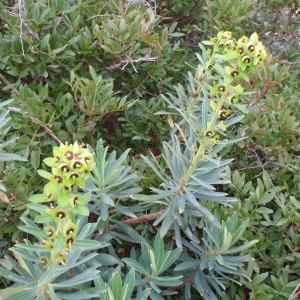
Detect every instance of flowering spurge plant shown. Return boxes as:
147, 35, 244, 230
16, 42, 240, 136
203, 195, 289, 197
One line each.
0, 142, 182, 300
28, 142, 96, 266
134, 32, 267, 244
0, 143, 108, 299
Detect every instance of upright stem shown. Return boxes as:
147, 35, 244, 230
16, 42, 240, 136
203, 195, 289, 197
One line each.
182, 95, 226, 186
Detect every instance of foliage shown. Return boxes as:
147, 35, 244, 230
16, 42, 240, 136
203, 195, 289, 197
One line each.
224, 171, 300, 299
0, 99, 25, 240
175, 214, 258, 299
131, 31, 267, 245
119, 98, 170, 143
0, 0, 299, 299
0, 100, 25, 190
86, 138, 141, 220
231, 60, 300, 190
68, 66, 134, 118
202, 0, 256, 33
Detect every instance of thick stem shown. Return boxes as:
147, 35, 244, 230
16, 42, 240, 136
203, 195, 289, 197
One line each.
182, 95, 226, 185
93, 211, 163, 239
109, 211, 163, 231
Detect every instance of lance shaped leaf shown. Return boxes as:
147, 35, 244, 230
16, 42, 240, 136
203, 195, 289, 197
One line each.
86, 139, 142, 220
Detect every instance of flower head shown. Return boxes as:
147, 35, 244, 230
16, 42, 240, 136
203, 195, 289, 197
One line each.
56, 254, 66, 266
64, 222, 78, 236
48, 207, 67, 221
40, 257, 49, 267
45, 226, 56, 238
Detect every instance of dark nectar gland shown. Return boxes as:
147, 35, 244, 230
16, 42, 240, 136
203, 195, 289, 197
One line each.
55, 175, 63, 183
61, 165, 70, 172
65, 151, 74, 160
56, 211, 66, 219
219, 85, 226, 92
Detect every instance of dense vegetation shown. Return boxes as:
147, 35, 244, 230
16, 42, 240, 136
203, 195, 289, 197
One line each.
0, 0, 299, 299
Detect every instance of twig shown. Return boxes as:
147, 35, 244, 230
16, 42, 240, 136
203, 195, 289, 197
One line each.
93, 211, 163, 239
56, 13, 65, 26
9, 107, 62, 145
238, 162, 269, 171
39, 124, 62, 145
109, 211, 162, 231
278, 61, 300, 65
18, 0, 26, 56
250, 148, 265, 171
106, 54, 159, 72
0, 73, 11, 86
289, 284, 300, 300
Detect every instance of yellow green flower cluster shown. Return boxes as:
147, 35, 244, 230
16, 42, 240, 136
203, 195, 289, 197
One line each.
44, 142, 94, 192
198, 32, 267, 144
41, 218, 79, 265
38, 142, 94, 266
203, 31, 267, 83
182, 32, 266, 183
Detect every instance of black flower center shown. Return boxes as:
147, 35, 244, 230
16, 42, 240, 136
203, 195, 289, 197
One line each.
70, 173, 79, 179
205, 131, 214, 137
40, 258, 48, 266
219, 85, 226, 92
243, 57, 251, 64
56, 211, 66, 219
220, 111, 228, 119
66, 237, 74, 245
48, 230, 54, 237
231, 70, 239, 77
65, 151, 74, 160
55, 175, 63, 183
73, 196, 79, 205
61, 165, 69, 172
73, 161, 82, 169
248, 44, 255, 52
66, 228, 74, 235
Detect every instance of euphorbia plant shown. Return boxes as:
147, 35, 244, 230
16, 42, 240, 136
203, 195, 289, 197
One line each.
28, 142, 95, 266
133, 31, 267, 244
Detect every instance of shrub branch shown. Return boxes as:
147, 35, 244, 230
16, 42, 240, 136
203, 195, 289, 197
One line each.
9, 107, 62, 145
106, 53, 159, 71
109, 211, 163, 231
